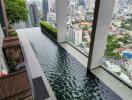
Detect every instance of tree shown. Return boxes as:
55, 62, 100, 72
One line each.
4, 0, 28, 26
105, 35, 121, 59
121, 19, 132, 31
118, 35, 129, 44
81, 25, 90, 30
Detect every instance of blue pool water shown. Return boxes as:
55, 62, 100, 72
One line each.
27, 29, 122, 100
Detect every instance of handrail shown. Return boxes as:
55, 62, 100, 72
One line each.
0, 69, 26, 79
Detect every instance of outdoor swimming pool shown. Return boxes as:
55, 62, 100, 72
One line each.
27, 29, 122, 100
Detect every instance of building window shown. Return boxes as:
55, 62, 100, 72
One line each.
102, 0, 132, 87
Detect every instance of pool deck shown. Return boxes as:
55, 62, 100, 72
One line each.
17, 27, 132, 100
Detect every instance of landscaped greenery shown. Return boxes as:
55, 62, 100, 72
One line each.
105, 34, 130, 59
4, 0, 28, 26
81, 25, 91, 30
7, 53, 17, 72
118, 35, 129, 44
10, 31, 18, 36
40, 21, 58, 40
105, 35, 121, 59
121, 19, 132, 31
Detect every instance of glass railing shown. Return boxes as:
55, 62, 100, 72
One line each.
67, 0, 96, 56
102, 0, 132, 88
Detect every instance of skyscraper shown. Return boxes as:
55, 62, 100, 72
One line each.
48, 0, 56, 12
29, 3, 39, 26
42, 0, 49, 20
85, 0, 95, 10
128, 0, 132, 14
67, 1, 76, 16
53, 0, 56, 12
121, 0, 129, 7
128, 0, 132, 5
25, 0, 32, 28
32, 0, 42, 11
68, 26, 82, 46
79, 0, 85, 7
47, 12, 56, 27
113, 0, 122, 15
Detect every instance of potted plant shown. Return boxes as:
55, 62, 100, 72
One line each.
2, 0, 28, 73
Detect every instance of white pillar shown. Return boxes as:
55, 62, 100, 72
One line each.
0, 24, 4, 58
56, 0, 67, 43
88, 0, 115, 69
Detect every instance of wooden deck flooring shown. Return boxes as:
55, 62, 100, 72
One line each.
0, 70, 32, 100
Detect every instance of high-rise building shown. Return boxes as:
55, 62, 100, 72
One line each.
29, 3, 39, 27
113, 0, 122, 15
128, 0, 132, 14
128, 0, 132, 5
85, 0, 95, 10
53, 0, 56, 12
48, 0, 56, 12
33, 0, 42, 11
47, 12, 56, 27
67, 1, 76, 16
78, 5, 84, 12
68, 26, 82, 46
42, 0, 56, 20
42, 0, 49, 20
121, 0, 129, 7
79, 0, 85, 7
25, 0, 32, 28
75, 11, 85, 21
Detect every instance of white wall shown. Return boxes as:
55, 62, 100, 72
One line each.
56, 0, 67, 43
89, 0, 115, 69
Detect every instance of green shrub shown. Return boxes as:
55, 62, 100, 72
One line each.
118, 35, 129, 44
105, 35, 122, 59
40, 21, 57, 40
10, 31, 18, 36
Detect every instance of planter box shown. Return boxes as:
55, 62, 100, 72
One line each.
0, 70, 31, 99
3, 36, 19, 47
3, 36, 24, 73
40, 21, 57, 41
41, 28, 57, 42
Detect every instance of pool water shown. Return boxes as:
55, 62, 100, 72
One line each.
28, 30, 122, 100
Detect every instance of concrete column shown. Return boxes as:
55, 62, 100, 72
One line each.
56, 0, 67, 43
88, 0, 115, 70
